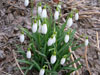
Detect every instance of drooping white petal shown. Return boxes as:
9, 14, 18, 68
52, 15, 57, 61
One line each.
85, 39, 89, 46
67, 18, 73, 27
24, 0, 29, 7
60, 58, 66, 65
64, 35, 69, 43
75, 13, 79, 20
32, 23, 37, 33
58, 4, 61, 9
20, 34, 24, 43
50, 55, 56, 64
52, 36, 56, 44
38, 6, 42, 16
54, 11, 59, 20
41, 24, 47, 34
41, 9, 47, 18
38, 20, 42, 33
39, 69, 45, 75
26, 51, 31, 59
48, 38, 53, 46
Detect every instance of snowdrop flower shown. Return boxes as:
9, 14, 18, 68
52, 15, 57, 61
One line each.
38, 20, 42, 33
85, 37, 89, 46
67, 18, 73, 27
57, 4, 61, 9
48, 32, 56, 46
54, 8, 59, 20
41, 23, 47, 34
48, 37, 54, 46
75, 13, 79, 20
26, 50, 31, 59
52, 35, 56, 44
41, 5, 47, 18
67, 13, 73, 27
50, 51, 56, 64
19, 33, 24, 43
24, 0, 29, 7
39, 68, 45, 75
64, 34, 69, 43
52, 32, 57, 44
60, 57, 66, 65
38, 3, 42, 16
32, 20, 37, 33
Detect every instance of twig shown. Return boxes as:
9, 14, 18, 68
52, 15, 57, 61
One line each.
96, 31, 100, 60
72, 51, 81, 65
12, 50, 25, 75
85, 46, 91, 75
80, 11, 100, 15
1, 71, 11, 75
96, 31, 100, 48
69, 47, 79, 75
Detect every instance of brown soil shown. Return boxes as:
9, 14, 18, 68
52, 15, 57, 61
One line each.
0, 0, 100, 75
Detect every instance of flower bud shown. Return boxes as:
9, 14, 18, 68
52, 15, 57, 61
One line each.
75, 13, 79, 20
54, 10, 59, 20
39, 68, 45, 75
38, 20, 42, 33
67, 18, 73, 27
64, 34, 69, 43
57, 4, 61, 9
19, 33, 24, 43
48, 37, 54, 46
41, 24, 47, 34
38, 6, 42, 16
32, 22, 37, 33
26, 51, 31, 59
24, 0, 29, 7
52, 35, 56, 44
85, 38, 89, 46
50, 54, 56, 64
60, 58, 66, 65
41, 6, 47, 18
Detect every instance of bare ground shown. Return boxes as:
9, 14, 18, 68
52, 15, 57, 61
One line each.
0, 0, 100, 75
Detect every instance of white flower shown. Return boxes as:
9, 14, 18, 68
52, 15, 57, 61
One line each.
52, 35, 56, 44
60, 58, 66, 65
38, 20, 42, 33
39, 69, 45, 75
54, 10, 59, 20
50, 55, 56, 64
41, 24, 47, 34
58, 4, 61, 9
48, 38, 54, 46
67, 18, 73, 27
38, 6, 42, 16
26, 51, 31, 59
32, 23, 37, 33
64, 34, 69, 43
24, 0, 29, 7
41, 9, 47, 18
75, 13, 79, 20
85, 39, 89, 46
19, 34, 24, 43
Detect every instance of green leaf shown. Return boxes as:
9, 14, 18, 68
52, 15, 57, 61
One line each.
67, 58, 81, 67
61, 66, 77, 70
17, 59, 32, 65
31, 60, 40, 70
46, 70, 58, 75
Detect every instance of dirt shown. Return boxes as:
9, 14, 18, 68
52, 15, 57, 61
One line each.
0, 0, 100, 75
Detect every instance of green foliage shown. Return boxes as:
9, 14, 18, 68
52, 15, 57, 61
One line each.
17, 2, 82, 75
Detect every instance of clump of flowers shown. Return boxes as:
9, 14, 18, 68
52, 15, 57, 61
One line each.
17, 2, 84, 75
